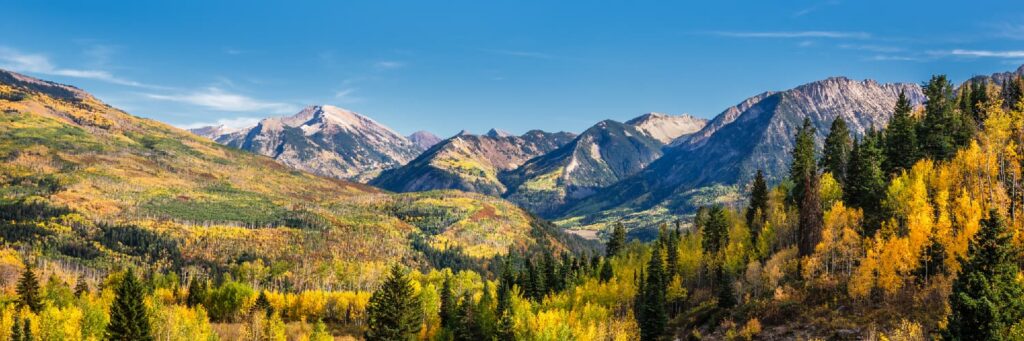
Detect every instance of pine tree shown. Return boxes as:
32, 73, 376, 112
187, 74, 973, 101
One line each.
606, 223, 627, 258
454, 292, 482, 341
790, 117, 818, 206
16, 264, 41, 313
884, 91, 920, 175
1003, 76, 1024, 111
495, 263, 517, 341
599, 259, 614, 283
21, 318, 30, 341
106, 269, 153, 341
746, 169, 769, 238
715, 267, 736, 309
186, 276, 207, 308
702, 205, 730, 255
476, 281, 497, 338
920, 75, 965, 161
253, 291, 272, 316
440, 275, 457, 329
10, 316, 21, 341
821, 117, 852, 184
945, 210, 1024, 340
365, 264, 423, 341
665, 231, 679, 277
74, 275, 90, 297
845, 133, 887, 235
797, 172, 823, 258
913, 233, 947, 285
638, 247, 667, 341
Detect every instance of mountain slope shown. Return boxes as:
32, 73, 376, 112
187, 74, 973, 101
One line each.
408, 130, 442, 150
503, 116, 704, 216
194, 105, 421, 182
560, 77, 925, 230
0, 69, 586, 285
371, 130, 576, 196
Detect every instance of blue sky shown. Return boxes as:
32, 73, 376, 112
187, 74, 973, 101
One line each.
3, 1, 1024, 137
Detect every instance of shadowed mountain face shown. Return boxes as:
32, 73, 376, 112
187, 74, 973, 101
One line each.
192, 105, 422, 182
371, 130, 576, 196
408, 130, 442, 150
503, 116, 704, 216
559, 77, 926, 228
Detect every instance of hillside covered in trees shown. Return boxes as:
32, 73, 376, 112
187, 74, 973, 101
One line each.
4, 65, 1024, 340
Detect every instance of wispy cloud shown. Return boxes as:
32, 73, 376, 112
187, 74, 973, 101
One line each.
793, 0, 840, 17
709, 31, 870, 39
143, 87, 296, 114
0, 46, 154, 87
333, 87, 363, 104
866, 54, 923, 62
373, 61, 406, 69
178, 116, 262, 130
838, 44, 904, 53
944, 49, 1024, 58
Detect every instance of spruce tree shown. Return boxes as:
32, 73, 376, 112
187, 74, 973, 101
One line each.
920, 75, 962, 161
845, 133, 887, 235
606, 223, 627, 258
365, 264, 423, 341
715, 267, 736, 309
495, 263, 516, 341
702, 205, 730, 255
790, 117, 818, 206
664, 231, 679, 277
21, 318, 30, 341
440, 275, 457, 329
599, 259, 614, 283
945, 210, 1024, 340
106, 269, 153, 341
884, 91, 920, 175
821, 117, 852, 184
10, 316, 20, 341
746, 169, 769, 237
186, 276, 207, 308
1003, 76, 1024, 111
16, 264, 41, 313
253, 291, 272, 316
638, 247, 667, 341
453, 292, 482, 341
913, 234, 947, 285
542, 252, 559, 293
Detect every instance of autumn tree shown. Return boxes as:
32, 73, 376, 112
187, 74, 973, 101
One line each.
945, 210, 1024, 340
365, 264, 423, 341
106, 269, 153, 341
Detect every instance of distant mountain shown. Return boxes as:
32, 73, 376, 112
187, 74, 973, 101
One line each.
967, 64, 1024, 86
371, 130, 576, 196
559, 77, 925, 229
625, 112, 706, 144
408, 130, 442, 150
189, 124, 238, 139
194, 105, 422, 182
503, 116, 705, 216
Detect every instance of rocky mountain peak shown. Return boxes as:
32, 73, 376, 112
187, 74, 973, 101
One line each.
486, 128, 514, 138
625, 112, 707, 143
408, 130, 442, 150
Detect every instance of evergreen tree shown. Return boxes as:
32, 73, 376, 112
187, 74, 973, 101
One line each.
1003, 76, 1024, 111
746, 169, 769, 238
453, 293, 482, 341
599, 259, 614, 283
21, 318, 30, 341
664, 231, 679, 277
186, 276, 207, 308
495, 263, 516, 341
945, 210, 1024, 340
16, 264, 41, 313
606, 223, 627, 258
821, 117, 852, 184
715, 267, 736, 309
637, 247, 667, 341
542, 252, 560, 293
702, 205, 730, 255
440, 275, 457, 329
253, 291, 272, 316
790, 117, 818, 206
106, 269, 153, 341
496, 307, 516, 341
365, 264, 423, 341
913, 234, 948, 284
845, 133, 887, 235
884, 91, 920, 175
74, 275, 90, 297
10, 316, 20, 341
476, 281, 497, 338
920, 75, 966, 161
797, 172, 823, 258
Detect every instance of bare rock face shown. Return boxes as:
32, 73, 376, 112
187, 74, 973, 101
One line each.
408, 130, 442, 150
625, 112, 707, 144
371, 130, 576, 196
195, 105, 422, 182
561, 76, 926, 222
